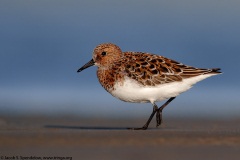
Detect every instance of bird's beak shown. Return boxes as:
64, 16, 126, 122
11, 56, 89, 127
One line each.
77, 59, 95, 73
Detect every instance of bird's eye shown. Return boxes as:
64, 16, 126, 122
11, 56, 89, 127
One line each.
101, 52, 107, 56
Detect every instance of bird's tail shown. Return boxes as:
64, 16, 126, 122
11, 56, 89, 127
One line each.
210, 68, 222, 74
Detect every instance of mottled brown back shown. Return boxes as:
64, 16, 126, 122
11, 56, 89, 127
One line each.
116, 52, 221, 86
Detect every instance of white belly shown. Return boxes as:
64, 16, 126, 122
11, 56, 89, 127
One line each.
110, 74, 216, 103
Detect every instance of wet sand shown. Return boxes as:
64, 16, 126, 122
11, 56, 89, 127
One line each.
0, 116, 240, 160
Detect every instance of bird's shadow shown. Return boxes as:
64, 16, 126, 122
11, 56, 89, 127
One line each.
44, 125, 129, 130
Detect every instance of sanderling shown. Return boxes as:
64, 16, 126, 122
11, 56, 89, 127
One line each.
77, 43, 221, 130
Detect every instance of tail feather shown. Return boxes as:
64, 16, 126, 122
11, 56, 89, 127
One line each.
180, 67, 222, 79
210, 68, 222, 74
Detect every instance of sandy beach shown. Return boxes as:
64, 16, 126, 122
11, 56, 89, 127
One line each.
0, 115, 239, 160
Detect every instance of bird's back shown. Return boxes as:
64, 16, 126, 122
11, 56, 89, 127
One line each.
120, 52, 221, 86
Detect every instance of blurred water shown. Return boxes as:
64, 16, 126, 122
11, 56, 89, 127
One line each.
0, 0, 239, 118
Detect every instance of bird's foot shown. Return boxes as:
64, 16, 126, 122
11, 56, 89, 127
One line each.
127, 125, 148, 130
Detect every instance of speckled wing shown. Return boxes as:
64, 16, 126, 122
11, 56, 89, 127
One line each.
122, 52, 221, 86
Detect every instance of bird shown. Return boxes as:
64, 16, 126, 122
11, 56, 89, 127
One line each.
77, 43, 221, 130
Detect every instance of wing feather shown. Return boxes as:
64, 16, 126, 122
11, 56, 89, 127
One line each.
121, 52, 221, 86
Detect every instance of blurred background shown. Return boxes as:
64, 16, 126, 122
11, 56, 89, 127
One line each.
0, 0, 239, 119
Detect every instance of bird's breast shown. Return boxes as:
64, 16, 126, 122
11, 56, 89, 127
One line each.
97, 68, 125, 92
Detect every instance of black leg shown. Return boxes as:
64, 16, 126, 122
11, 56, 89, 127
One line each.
156, 110, 161, 127
128, 97, 176, 130
156, 97, 176, 127
128, 103, 158, 130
